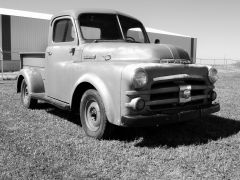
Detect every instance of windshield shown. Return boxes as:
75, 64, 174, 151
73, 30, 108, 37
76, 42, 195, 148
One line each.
118, 15, 148, 43
78, 13, 149, 43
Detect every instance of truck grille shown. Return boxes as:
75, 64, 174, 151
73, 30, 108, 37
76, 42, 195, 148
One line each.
148, 79, 211, 111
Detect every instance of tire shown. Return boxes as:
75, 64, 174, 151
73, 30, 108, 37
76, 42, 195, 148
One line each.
20, 79, 37, 109
80, 89, 112, 139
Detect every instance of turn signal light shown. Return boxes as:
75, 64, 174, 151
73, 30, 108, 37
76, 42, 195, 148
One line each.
126, 97, 145, 111
209, 91, 217, 101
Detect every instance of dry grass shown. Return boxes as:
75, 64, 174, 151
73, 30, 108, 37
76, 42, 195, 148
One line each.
1, 65, 240, 179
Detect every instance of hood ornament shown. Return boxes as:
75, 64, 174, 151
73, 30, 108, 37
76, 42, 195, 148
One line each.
160, 59, 191, 64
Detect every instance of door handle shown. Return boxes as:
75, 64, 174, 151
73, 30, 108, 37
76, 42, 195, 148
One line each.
69, 48, 75, 55
47, 51, 52, 56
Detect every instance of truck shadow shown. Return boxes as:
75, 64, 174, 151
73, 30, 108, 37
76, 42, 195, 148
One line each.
110, 115, 240, 148
35, 102, 240, 148
35, 102, 81, 125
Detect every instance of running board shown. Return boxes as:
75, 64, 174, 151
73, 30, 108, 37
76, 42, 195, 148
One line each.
31, 93, 71, 111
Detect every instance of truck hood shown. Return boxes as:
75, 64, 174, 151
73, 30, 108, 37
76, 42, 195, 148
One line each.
82, 43, 190, 62
122, 63, 211, 88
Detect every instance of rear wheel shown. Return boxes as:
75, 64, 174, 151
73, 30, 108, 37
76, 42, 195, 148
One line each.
20, 79, 37, 109
80, 89, 112, 139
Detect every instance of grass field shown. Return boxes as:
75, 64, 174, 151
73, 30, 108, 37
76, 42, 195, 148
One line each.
1, 65, 240, 179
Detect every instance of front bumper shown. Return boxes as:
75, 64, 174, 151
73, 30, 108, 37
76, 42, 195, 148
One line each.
121, 103, 220, 127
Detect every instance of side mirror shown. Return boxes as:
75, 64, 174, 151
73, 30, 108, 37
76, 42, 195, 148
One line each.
154, 39, 160, 44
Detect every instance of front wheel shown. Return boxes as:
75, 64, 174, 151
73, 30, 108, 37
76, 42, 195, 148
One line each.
20, 79, 37, 109
80, 89, 112, 139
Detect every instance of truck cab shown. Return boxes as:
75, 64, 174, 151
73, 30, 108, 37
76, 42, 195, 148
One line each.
17, 9, 220, 139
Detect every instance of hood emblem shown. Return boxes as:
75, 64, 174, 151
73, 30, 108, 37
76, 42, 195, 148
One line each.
183, 89, 191, 99
179, 85, 191, 103
83, 55, 96, 60
103, 55, 111, 61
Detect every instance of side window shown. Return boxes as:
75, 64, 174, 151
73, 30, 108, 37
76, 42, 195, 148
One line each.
53, 19, 75, 42
81, 26, 101, 39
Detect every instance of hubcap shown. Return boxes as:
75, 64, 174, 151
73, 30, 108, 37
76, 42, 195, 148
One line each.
85, 100, 101, 131
22, 83, 29, 105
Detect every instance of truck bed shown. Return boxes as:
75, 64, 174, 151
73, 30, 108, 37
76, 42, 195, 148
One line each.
20, 52, 45, 69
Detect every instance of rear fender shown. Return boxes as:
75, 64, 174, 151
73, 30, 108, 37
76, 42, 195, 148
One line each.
17, 68, 45, 94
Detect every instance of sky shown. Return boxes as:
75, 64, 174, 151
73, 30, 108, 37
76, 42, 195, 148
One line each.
0, 0, 239, 59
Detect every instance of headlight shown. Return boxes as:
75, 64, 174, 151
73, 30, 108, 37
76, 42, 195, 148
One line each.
208, 67, 218, 84
132, 68, 148, 89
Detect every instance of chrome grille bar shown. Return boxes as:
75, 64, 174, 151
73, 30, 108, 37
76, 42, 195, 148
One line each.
126, 85, 212, 96
146, 95, 209, 106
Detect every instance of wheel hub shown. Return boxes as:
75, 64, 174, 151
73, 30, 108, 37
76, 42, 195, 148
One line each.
23, 83, 29, 105
85, 100, 101, 131
90, 107, 97, 120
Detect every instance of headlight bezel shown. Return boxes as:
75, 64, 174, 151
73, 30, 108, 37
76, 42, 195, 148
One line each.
208, 67, 218, 84
132, 68, 148, 89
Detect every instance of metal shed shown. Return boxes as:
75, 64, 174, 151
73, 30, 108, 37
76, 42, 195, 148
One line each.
0, 8, 51, 71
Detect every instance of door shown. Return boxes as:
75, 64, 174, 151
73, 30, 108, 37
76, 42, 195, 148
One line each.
46, 16, 78, 103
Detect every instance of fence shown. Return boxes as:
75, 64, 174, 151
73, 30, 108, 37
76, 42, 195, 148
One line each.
196, 58, 240, 67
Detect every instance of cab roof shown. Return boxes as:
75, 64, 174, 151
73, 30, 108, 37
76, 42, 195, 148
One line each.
51, 9, 139, 21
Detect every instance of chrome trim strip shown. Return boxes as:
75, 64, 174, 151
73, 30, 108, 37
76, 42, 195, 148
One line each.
126, 87, 179, 96
153, 74, 205, 82
146, 98, 178, 106
126, 85, 212, 96
191, 95, 209, 101
161, 44, 174, 59
83, 55, 96, 60
191, 85, 214, 90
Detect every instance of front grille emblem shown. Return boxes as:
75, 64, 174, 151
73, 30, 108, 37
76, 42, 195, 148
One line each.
179, 85, 191, 103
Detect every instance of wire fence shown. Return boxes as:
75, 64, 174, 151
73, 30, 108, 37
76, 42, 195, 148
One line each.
196, 58, 240, 67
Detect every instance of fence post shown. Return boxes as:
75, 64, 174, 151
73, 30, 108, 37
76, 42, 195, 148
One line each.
0, 48, 3, 81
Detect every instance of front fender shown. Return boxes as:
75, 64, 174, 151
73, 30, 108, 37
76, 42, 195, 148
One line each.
71, 73, 119, 125
17, 68, 45, 94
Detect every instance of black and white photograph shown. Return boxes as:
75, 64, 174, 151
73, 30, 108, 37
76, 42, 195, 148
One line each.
0, 0, 239, 179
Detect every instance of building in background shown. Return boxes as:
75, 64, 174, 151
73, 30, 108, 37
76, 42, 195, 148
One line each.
146, 28, 197, 63
0, 8, 196, 71
0, 8, 51, 71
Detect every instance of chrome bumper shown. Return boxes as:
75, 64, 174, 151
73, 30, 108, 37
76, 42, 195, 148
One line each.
121, 103, 220, 127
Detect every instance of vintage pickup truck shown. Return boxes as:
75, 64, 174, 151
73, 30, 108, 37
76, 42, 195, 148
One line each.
17, 9, 220, 139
